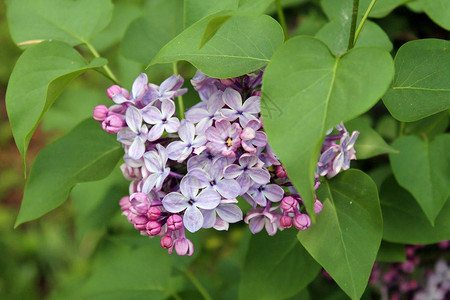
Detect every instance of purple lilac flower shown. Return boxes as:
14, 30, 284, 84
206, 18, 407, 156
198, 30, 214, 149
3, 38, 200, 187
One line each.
142, 99, 180, 141
111, 73, 147, 105
244, 206, 280, 236
240, 119, 268, 154
245, 183, 284, 207
191, 70, 226, 102
201, 199, 243, 229
162, 176, 221, 232
205, 118, 242, 158
142, 75, 188, 106
188, 157, 241, 199
220, 88, 260, 126
141, 144, 170, 193
223, 154, 270, 193
167, 120, 206, 163
185, 90, 224, 134
117, 106, 148, 159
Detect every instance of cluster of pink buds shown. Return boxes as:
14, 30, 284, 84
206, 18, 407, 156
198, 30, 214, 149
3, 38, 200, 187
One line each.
93, 70, 359, 255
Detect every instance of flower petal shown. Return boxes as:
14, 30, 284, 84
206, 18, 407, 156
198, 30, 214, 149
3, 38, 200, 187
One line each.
201, 209, 216, 228
216, 204, 243, 223
248, 168, 270, 185
142, 106, 163, 124
195, 189, 221, 210
216, 179, 240, 199
184, 206, 204, 233
242, 95, 260, 114
223, 88, 242, 110
178, 120, 195, 143
162, 192, 188, 212
165, 117, 180, 133
263, 184, 284, 202
132, 73, 148, 99
126, 106, 142, 133
128, 139, 145, 160
148, 123, 164, 141
161, 99, 176, 118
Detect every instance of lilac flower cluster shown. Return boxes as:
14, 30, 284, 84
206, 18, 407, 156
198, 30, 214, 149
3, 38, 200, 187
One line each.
93, 70, 359, 256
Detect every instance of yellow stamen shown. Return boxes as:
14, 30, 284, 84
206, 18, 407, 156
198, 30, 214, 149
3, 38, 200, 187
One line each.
226, 137, 232, 147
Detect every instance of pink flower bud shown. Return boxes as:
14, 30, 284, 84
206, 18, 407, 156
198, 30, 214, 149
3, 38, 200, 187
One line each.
280, 216, 293, 229
293, 214, 311, 231
314, 200, 323, 214
160, 236, 173, 249
174, 237, 194, 256
119, 196, 131, 211
93, 105, 109, 121
220, 78, 235, 86
167, 214, 183, 231
130, 192, 150, 215
133, 215, 148, 231
102, 115, 123, 133
146, 221, 161, 236
147, 206, 161, 221
275, 165, 287, 178
280, 196, 296, 212
107, 85, 122, 99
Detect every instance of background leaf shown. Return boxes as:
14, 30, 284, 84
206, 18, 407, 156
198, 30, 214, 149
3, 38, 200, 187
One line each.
184, 0, 238, 28
298, 169, 383, 300
389, 134, 450, 224
5, 40, 106, 164
7, 0, 113, 46
382, 39, 450, 122
376, 241, 406, 263
239, 230, 320, 300
15, 119, 122, 227
262, 36, 393, 216
150, 14, 284, 78
403, 110, 449, 139
321, 0, 410, 20
420, 0, 450, 30
380, 176, 450, 244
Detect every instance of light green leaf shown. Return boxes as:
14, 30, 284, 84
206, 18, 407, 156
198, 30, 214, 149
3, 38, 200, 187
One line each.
7, 0, 113, 46
316, 19, 392, 56
262, 36, 393, 215
199, 15, 233, 49
389, 134, 450, 224
120, 0, 183, 65
15, 119, 122, 227
298, 169, 383, 300
420, 0, 450, 30
376, 241, 406, 263
239, 230, 320, 300
381, 176, 450, 244
383, 39, 450, 122
184, 0, 238, 28
407, 1, 423, 13
150, 14, 284, 78
345, 117, 398, 159
6, 40, 107, 165
238, 0, 276, 14
321, 0, 410, 19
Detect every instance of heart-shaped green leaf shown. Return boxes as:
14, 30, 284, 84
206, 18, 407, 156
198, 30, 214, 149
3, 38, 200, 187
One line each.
15, 119, 122, 227
381, 176, 450, 244
7, 0, 113, 46
262, 36, 393, 214
6, 41, 107, 166
383, 39, 450, 121
298, 169, 383, 300
150, 14, 284, 78
389, 134, 450, 224
345, 117, 398, 159
239, 230, 320, 300
420, 0, 450, 30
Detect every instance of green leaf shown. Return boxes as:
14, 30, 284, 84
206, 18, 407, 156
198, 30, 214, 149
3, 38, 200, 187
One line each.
381, 176, 450, 244
7, 0, 113, 46
15, 119, 123, 227
389, 134, 450, 224
239, 230, 320, 300
199, 15, 233, 49
184, 0, 238, 28
262, 36, 393, 215
150, 14, 284, 78
298, 169, 383, 300
345, 117, 398, 159
376, 241, 406, 263
382, 39, 450, 122
120, 0, 183, 65
5, 40, 107, 165
321, 0, 410, 19
316, 19, 392, 56
420, 0, 450, 30
238, 0, 276, 14
403, 111, 450, 139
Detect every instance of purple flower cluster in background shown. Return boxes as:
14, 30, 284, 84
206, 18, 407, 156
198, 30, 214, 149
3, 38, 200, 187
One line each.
93, 70, 359, 256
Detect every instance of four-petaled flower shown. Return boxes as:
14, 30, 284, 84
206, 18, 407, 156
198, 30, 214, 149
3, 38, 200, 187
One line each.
244, 206, 280, 236
141, 144, 170, 193
220, 88, 260, 126
205, 119, 242, 158
223, 154, 270, 193
142, 99, 180, 141
167, 120, 206, 163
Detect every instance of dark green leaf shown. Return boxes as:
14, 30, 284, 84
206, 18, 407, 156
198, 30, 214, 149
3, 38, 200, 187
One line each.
6, 41, 107, 165
15, 119, 122, 227
321, 0, 410, 19
420, 0, 450, 30
150, 14, 284, 78
199, 15, 233, 49
376, 241, 406, 263
346, 117, 398, 159
184, 0, 238, 28
381, 176, 450, 244
7, 0, 113, 46
298, 169, 382, 300
239, 230, 320, 300
262, 36, 393, 215
383, 39, 450, 121
389, 134, 450, 224
403, 111, 449, 139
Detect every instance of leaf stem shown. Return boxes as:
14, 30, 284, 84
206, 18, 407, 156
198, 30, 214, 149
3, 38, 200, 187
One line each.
84, 41, 119, 85
398, 121, 405, 137
275, 0, 289, 40
184, 269, 212, 300
173, 62, 185, 119
347, 0, 359, 51
353, 0, 377, 45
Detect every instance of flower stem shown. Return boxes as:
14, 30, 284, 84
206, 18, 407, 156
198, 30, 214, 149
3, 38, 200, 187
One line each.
354, 0, 377, 45
173, 62, 185, 119
275, 0, 289, 40
347, 0, 360, 51
84, 41, 119, 85
398, 121, 405, 137
184, 269, 212, 300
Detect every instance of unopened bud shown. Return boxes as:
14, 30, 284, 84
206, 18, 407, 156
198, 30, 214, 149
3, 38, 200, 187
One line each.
293, 214, 311, 231
280, 196, 296, 212
167, 214, 183, 231
147, 206, 161, 220
280, 216, 293, 229
146, 221, 161, 236
107, 85, 122, 99
314, 200, 323, 214
93, 105, 109, 121
275, 165, 287, 178
102, 115, 123, 133
160, 236, 173, 249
